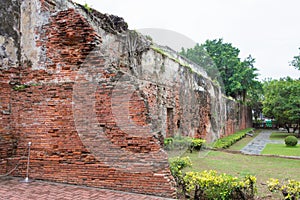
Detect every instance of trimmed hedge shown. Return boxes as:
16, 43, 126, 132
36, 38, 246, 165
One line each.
285, 136, 298, 147
213, 128, 254, 149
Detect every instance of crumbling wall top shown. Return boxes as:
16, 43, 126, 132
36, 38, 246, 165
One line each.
0, 0, 21, 69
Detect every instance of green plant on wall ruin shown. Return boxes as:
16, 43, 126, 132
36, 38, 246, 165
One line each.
84, 3, 92, 12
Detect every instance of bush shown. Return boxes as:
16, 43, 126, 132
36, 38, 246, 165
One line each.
168, 157, 256, 199
164, 135, 205, 152
267, 178, 300, 200
189, 138, 206, 152
183, 170, 257, 199
285, 136, 298, 147
213, 128, 253, 149
169, 156, 192, 182
173, 135, 192, 150
164, 137, 174, 150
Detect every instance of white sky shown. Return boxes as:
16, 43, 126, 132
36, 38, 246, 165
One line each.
73, 0, 300, 80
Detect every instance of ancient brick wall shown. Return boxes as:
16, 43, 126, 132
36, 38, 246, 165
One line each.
0, 0, 252, 198
0, 81, 13, 160
0, 0, 21, 172
2, 0, 176, 197
0, 77, 13, 159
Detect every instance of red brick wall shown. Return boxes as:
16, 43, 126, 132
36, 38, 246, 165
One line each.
0, 1, 252, 198
223, 101, 252, 137
10, 84, 175, 197
0, 68, 19, 160
4, 6, 176, 198
0, 82, 13, 159
0, 68, 19, 176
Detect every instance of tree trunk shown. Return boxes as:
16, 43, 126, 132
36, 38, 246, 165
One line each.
293, 124, 298, 133
285, 124, 290, 133
242, 90, 246, 103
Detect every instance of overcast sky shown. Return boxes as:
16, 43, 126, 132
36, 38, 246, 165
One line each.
74, 0, 300, 80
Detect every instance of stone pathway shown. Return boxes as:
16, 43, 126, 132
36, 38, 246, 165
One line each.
0, 176, 174, 200
241, 130, 284, 155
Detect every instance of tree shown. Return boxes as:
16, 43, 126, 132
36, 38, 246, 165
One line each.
290, 48, 300, 70
180, 39, 259, 102
228, 55, 259, 101
246, 80, 263, 122
180, 43, 219, 81
262, 77, 300, 134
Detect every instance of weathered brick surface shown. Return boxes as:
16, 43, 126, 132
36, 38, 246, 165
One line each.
9, 83, 175, 197
1, 2, 176, 197
0, 0, 252, 198
0, 68, 20, 160
0, 83, 12, 159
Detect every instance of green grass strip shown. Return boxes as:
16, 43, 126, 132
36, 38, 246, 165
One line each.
261, 144, 300, 157
270, 132, 299, 140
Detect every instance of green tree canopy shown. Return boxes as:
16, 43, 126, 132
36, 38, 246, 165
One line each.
262, 77, 300, 134
246, 80, 263, 121
180, 39, 259, 102
290, 48, 300, 70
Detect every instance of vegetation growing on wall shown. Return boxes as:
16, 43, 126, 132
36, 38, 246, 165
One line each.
151, 45, 192, 70
13, 84, 28, 91
83, 3, 92, 12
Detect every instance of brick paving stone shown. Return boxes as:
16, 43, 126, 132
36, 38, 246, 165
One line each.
0, 177, 174, 200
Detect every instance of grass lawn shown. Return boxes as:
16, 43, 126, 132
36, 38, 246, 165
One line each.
261, 143, 300, 156
270, 132, 299, 140
228, 131, 259, 151
167, 129, 300, 198
178, 150, 300, 198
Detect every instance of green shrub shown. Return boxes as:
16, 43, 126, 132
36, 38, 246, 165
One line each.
213, 128, 253, 149
84, 3, 92, 12
285, 136, 298, 147
164, 135, 192, 150
183, 170, 256, 199
164, 136, 206, 152
267, 178, 300, 200
169, 157, 192, 183
168, 156, 256, 199
173, 135, 192, 150
190, 138, 206, 152
164, 137, 173, 150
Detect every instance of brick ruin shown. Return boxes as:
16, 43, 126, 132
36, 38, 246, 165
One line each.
0, 0, 252, 198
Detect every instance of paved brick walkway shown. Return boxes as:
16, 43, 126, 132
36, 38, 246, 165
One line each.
0, 177, 174, 200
